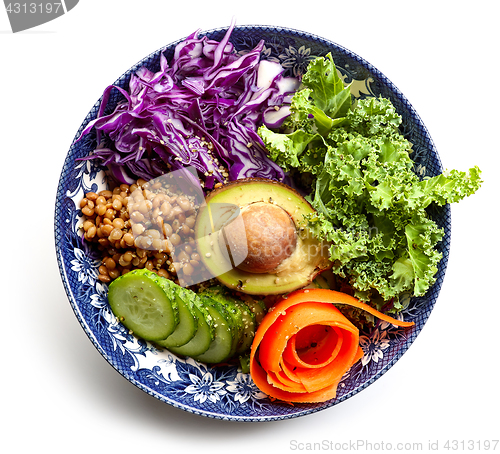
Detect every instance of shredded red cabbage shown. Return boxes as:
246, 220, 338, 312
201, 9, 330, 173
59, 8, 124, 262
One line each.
77, 22, 299, 187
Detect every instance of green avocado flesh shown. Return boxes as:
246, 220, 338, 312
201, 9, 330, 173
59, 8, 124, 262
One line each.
195, 178, 331, 295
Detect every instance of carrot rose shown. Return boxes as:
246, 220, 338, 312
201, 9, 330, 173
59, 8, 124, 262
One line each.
249, 289, 414, 403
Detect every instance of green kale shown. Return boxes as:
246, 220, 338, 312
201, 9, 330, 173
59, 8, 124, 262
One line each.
259, 55, 482, 311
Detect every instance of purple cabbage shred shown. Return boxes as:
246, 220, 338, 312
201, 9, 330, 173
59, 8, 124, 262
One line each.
77, 22, 299, 187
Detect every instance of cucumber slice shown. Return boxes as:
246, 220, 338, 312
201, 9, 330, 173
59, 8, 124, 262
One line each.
241, 296, 267, 325
192, 295, 236, 364
156, 285, 198, 348
202, 288, 244, 357
239, 353, 250, 373
220, 299, 244, 357
167, 300, 215, 357
108, 269, 179, 341
234, 301, 256, 355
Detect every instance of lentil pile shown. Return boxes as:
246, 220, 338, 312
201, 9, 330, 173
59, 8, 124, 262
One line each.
80, 178, 212, 287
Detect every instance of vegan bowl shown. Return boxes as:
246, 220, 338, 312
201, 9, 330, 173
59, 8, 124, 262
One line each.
54, 23, 479, 421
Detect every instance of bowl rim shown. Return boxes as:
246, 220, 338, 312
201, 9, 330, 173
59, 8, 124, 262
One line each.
54, 23, 450, 421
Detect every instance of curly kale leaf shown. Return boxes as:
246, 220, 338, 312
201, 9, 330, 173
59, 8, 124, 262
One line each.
259, 55, 482, 310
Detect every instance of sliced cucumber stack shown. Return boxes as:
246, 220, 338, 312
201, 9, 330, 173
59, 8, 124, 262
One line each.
107, 269, 264, 364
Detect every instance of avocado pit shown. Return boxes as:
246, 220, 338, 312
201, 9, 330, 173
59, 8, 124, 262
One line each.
223, 202, 297, 274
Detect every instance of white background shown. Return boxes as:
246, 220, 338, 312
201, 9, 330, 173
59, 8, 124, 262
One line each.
1, 1, 498, 453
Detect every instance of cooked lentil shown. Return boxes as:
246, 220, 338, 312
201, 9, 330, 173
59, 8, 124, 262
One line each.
79, 178, 212, 287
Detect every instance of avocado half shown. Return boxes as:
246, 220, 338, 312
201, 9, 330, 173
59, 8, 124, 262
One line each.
195, 178, 331, 295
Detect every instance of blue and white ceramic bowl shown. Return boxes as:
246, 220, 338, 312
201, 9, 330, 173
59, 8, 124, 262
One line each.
54, 25, 450, 421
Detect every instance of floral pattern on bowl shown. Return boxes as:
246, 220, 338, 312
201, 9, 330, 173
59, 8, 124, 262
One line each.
54, 25, 450, 421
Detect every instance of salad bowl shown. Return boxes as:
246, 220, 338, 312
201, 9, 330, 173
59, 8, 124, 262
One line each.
54, 24, 450, 421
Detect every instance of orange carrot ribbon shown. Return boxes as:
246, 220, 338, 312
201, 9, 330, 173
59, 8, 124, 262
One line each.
249, 289, 414, 403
